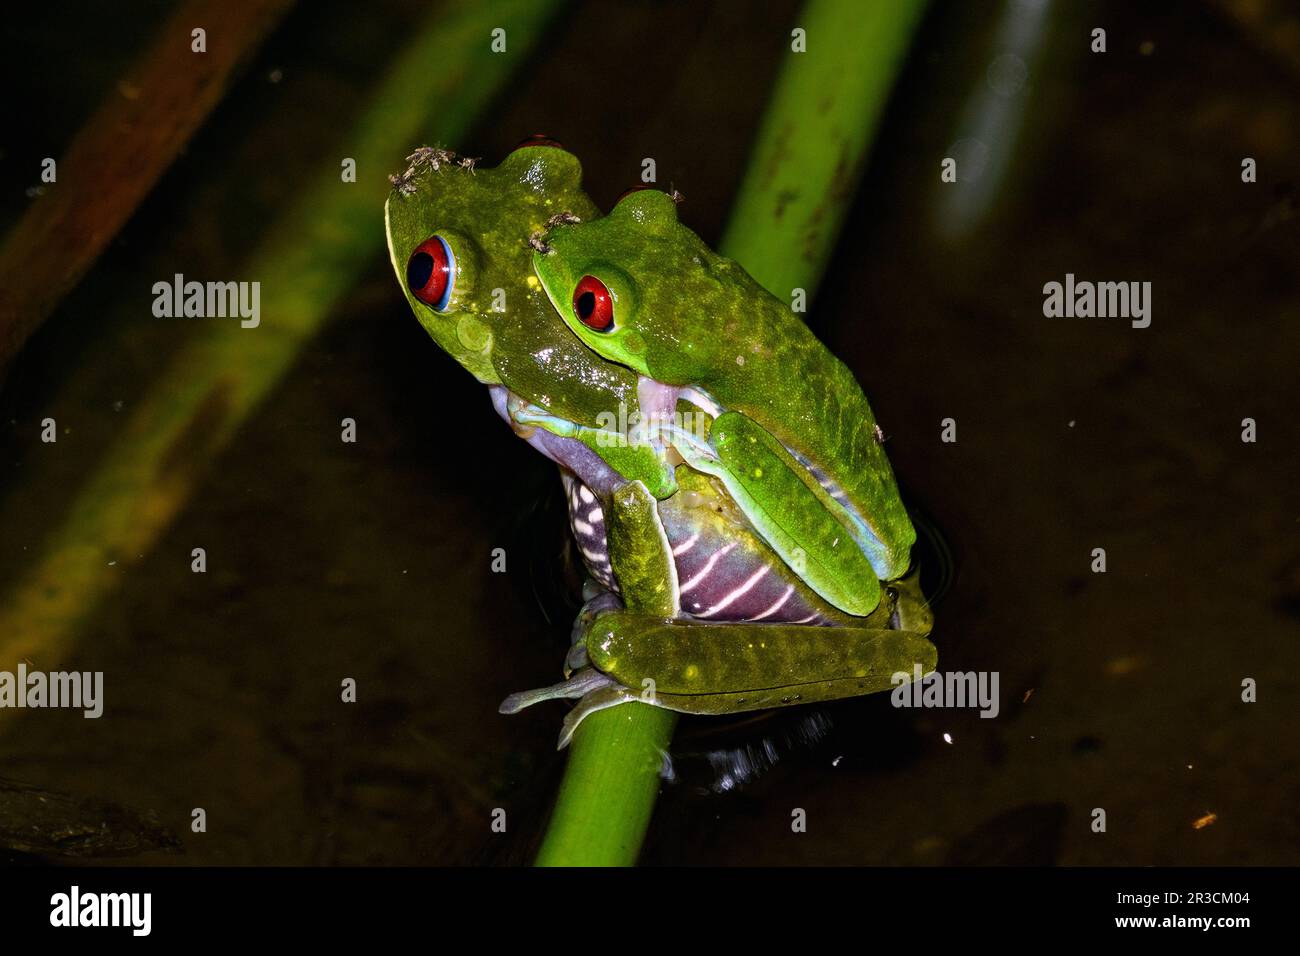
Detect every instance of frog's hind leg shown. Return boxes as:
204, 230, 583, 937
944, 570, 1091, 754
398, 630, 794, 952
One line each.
585, 614, 938, 716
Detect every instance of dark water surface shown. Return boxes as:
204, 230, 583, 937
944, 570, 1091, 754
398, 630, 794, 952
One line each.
1, 0, 1296, 865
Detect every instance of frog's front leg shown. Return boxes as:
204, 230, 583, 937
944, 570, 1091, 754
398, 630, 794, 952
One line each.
495, 574, 640, 740
666, 410, 883, 616
507, 396, 678, 499
500, 478, 678, 748
551, 472, 686, 747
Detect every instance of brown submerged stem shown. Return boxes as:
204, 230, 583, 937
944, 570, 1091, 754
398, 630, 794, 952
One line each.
0, 0, 570, 705
0, 0, 296, 375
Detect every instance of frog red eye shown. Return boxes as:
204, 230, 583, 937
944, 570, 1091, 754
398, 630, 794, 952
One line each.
573, 275, 613, 332
406, 235, 455, 311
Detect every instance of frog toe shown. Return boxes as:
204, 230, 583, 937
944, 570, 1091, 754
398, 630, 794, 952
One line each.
498, 667, 615, 715
557, 684, 646, 750
565, 590, 622, 676
571, 590, 622, 644
563, 642, 590, 677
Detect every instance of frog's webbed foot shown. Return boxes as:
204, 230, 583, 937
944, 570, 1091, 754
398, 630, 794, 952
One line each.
498, 667, 615, 715
564, 643, 589, 676
499, 667, 646, 750
566, 585, 623, 676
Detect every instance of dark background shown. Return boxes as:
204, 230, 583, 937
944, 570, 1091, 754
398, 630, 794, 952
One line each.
1, 0, 1296, 865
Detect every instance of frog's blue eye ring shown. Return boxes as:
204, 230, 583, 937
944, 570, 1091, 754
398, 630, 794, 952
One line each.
407, 235, 455, 311
573, 275, 614, 332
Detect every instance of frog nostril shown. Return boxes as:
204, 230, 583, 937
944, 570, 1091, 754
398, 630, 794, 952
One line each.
406, 251, 434, 292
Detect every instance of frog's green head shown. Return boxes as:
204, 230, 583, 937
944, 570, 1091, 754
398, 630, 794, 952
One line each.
384, 143, 591, 384
384, 143, 639, 423
531, 189, 759, 384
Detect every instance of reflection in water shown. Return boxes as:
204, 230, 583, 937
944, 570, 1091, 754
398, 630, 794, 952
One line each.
664, 709, 834, 794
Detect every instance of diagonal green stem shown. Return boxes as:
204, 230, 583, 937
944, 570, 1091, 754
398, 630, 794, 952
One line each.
721, 0, 930, 300
534, 0, 930, 867
533, 704, 676, 866
0, 0, 569, 693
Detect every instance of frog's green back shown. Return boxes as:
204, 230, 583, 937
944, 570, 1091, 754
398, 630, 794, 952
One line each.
689, 266, 915, 581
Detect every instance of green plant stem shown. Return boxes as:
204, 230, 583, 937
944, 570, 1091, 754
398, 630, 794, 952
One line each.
721, 0, 930, 300
533, 705, 677, 866
534, 0, 930, 867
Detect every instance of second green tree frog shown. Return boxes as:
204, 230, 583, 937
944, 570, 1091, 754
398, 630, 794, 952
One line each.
532, 189, 917, 609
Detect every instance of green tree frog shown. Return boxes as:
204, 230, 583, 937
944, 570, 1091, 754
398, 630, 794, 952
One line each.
386, 146, 934, 748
